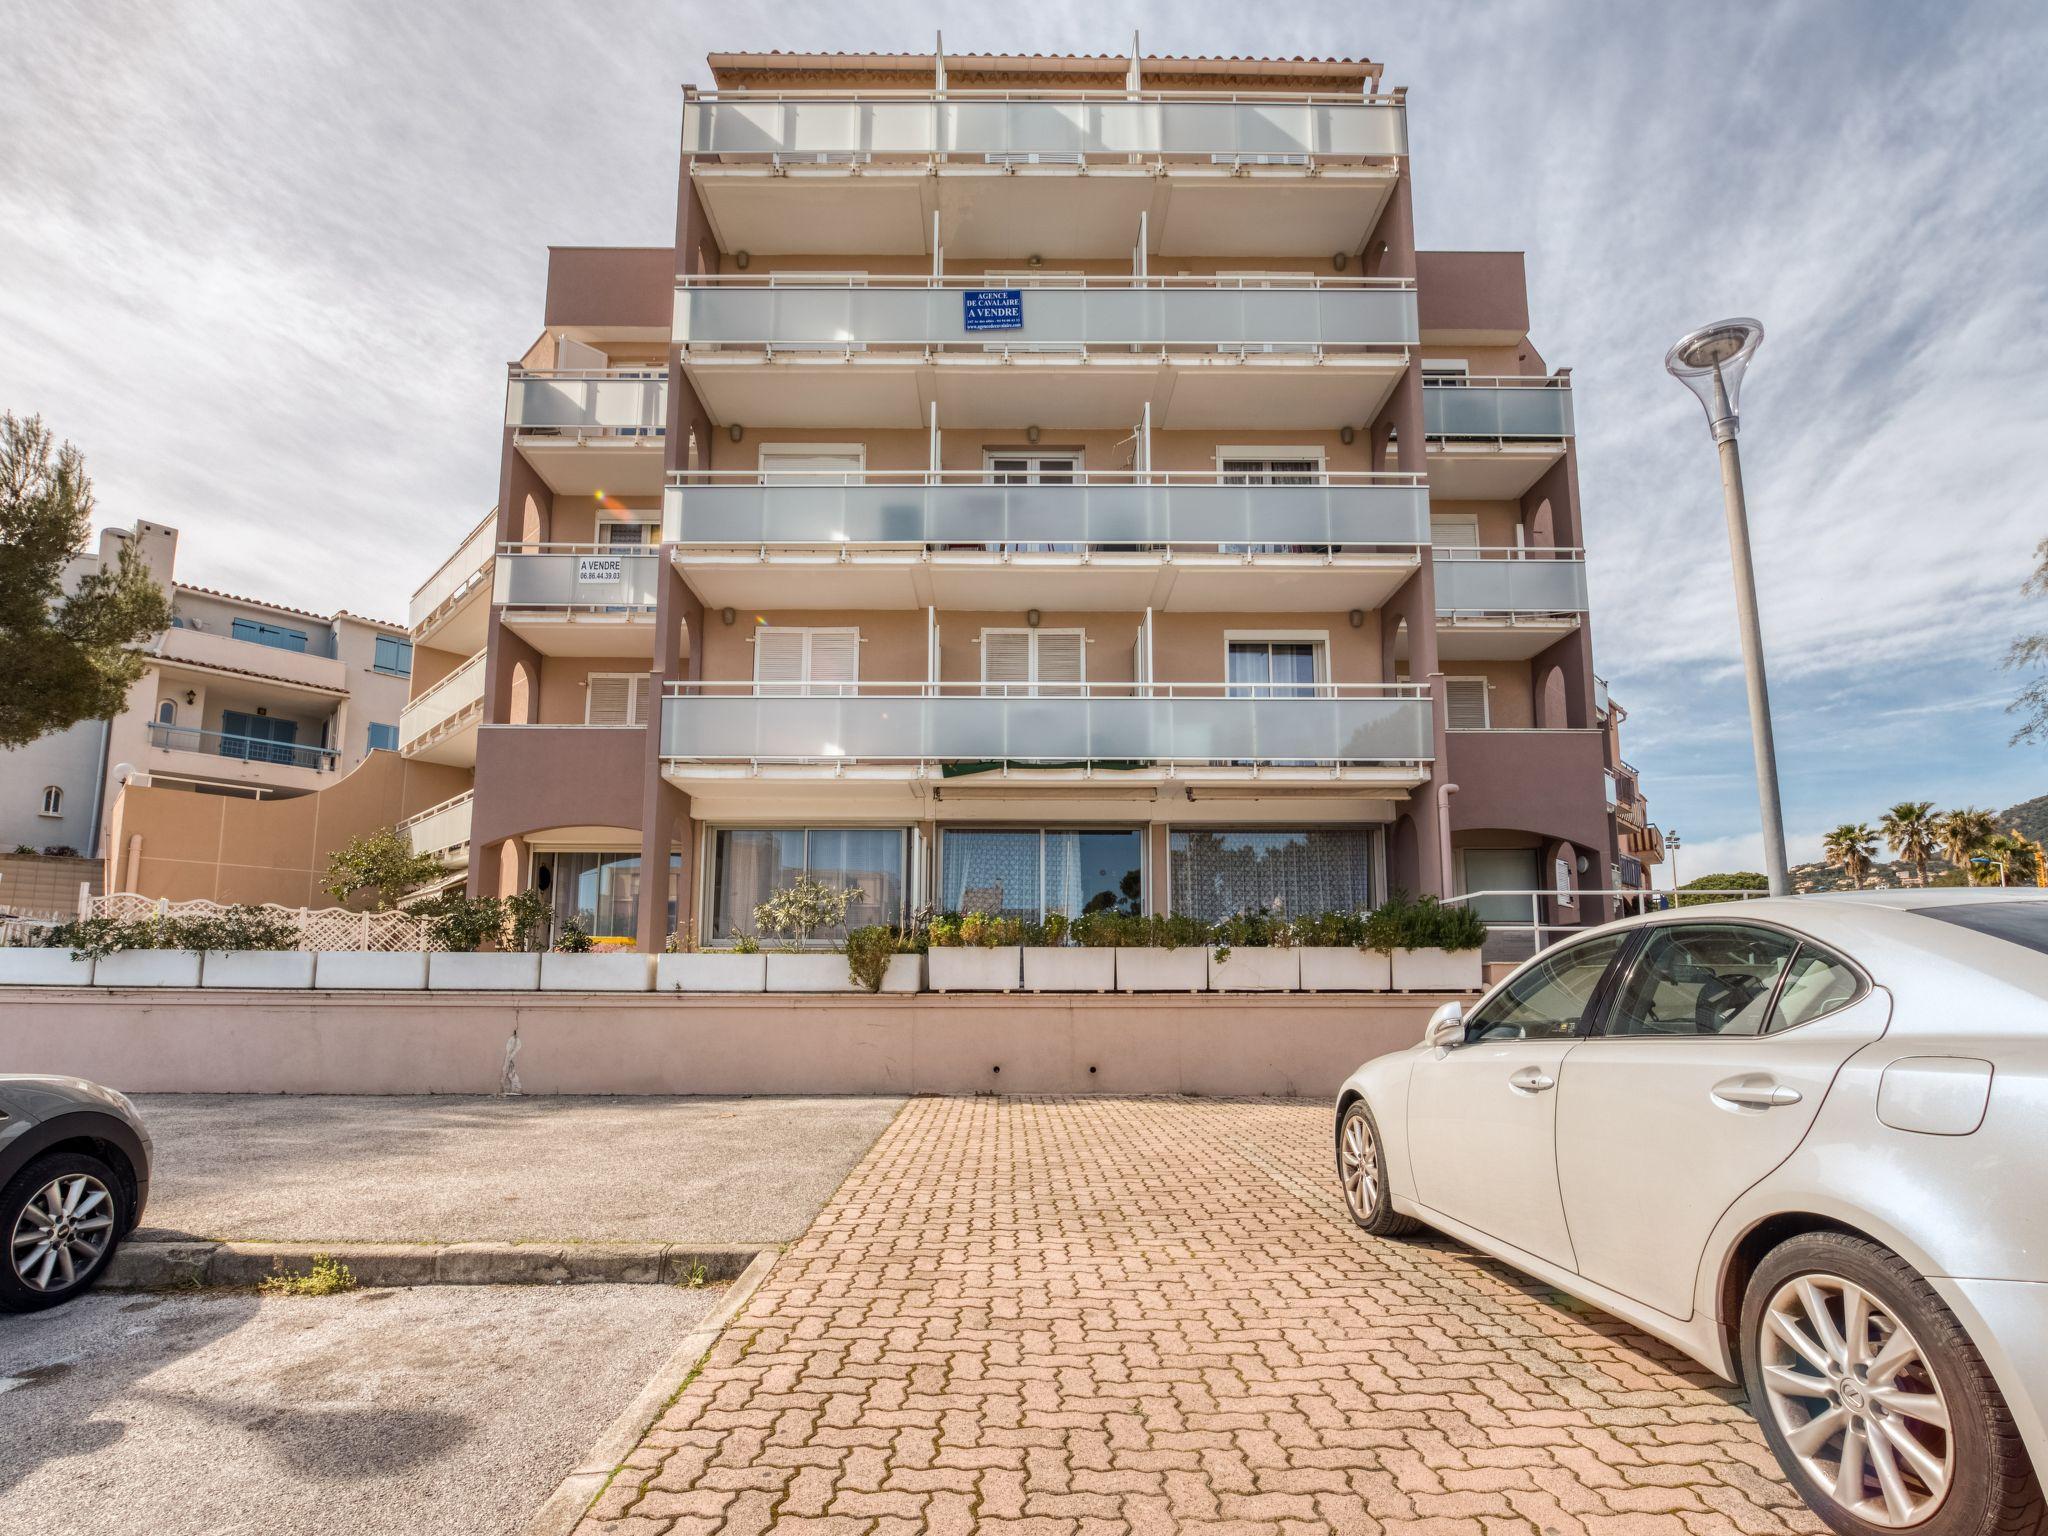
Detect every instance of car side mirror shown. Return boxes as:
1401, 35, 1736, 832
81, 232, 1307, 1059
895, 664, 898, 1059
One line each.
1425, 1001, 1465, 1049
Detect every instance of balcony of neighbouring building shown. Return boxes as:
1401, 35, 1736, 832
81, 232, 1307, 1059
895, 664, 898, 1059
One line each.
398, 650, 485, 766
1422, 377, 1572, 497
659, 679, 1432, 789
493, 544, 663, 655
505, 368, 668, 496
408, 512, 497, 654
401, 790, 473, 867
681, 90, 1405, 261
663, 468, 1428, 611
1431, 546, 1588, 659
151, 623, 349, 694
141, 723, 340, 795
674, 276, 1416, 431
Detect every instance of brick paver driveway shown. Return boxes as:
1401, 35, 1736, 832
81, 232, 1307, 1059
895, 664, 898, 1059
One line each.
580, 1097, 1819, 1536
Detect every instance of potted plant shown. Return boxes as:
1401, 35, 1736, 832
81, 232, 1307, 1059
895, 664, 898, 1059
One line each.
1207, 905, 1300, 992
1295, 910, 1392, 992
1, 924, 99, 986
422, 891, 543, 990
657, 923, 766, 992
843, 923, 923, 993
540, 914, 654, 991
1101, 912, 1210, 993
1378, 893, 1488, 991
1022, 910, 1114, 992
190, 905, 315, 988
69, 913, 206, 988
926, 910, 1024, 992
756, 878, 860, 991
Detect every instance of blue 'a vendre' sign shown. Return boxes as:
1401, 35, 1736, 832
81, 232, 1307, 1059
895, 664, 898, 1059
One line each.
962, 288, 1025, 332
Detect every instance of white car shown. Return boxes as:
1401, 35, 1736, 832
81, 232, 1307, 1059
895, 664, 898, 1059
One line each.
1336, 890, 2048, 1536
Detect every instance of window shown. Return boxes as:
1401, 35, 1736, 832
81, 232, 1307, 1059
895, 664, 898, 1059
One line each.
984, 452, 1079, 485
1217, 451, 1324, 554
599, 521, 654, 547
156, 700, 176, 726
1430, 513, 1480, 554
1462, 932, 1627, 1044
367, 722, 399, 752
373, 634, 412, 676
754, 627, 858, 695
1769, 944, 1866, 1031
1226, 640, 1320, 698
40, 785, 62, 817
1169, 828, 1377, 922
940, 828, 1143, 922
1907, 901, 2048, 957
759, 444, 865, 484
1445, 678, 1490, 730
708, 827, 909, 943
585, 673, 653, 726
218, 710, 302, 765
1422, 358, 1470, 382
1604, 924, 1801, 1038
533, 850, 681, 943
230, 617, 310, 653
980, 629, 1084, 695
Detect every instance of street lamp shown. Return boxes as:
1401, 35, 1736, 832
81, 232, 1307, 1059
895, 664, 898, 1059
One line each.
1666, 318, 1790, 897
1666, 830, 1683, 897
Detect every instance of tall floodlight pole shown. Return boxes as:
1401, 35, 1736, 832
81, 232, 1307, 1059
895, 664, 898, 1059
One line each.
1665, 319, 1789, 897
1666, 830, 1683, 897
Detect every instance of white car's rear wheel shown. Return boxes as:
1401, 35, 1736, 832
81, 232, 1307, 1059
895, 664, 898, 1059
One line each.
1337, 1101, 1419, 1237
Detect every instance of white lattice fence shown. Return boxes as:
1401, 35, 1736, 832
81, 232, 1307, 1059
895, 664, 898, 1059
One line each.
90, 894, 434, 952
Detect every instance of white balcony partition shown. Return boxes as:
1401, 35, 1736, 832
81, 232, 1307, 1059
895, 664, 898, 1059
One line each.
1423, 379, 1574, 438
681, 92, 1407, 162
505, 370, 667, 435
398, 651, 485, 752
1432, 551, 1590, 614
494, 547, 663, 608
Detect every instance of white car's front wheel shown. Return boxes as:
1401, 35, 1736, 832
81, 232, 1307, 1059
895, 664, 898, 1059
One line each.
1337, 1100, 1420, 1237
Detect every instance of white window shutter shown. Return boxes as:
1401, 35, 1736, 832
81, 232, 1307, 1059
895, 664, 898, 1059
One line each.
1035, 631, 1084, 690
808, 630, 859, 691
982, 631, 1031, 692
633, 673, 652, 724
1445, 679, 1489, 731
587, 675, 633, 725
755, 628, 806, 688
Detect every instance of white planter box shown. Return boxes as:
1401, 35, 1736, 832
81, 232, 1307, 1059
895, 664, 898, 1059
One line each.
1114, 947, 1209, 993
541, 952, 654, 992
1208, 946, 1301, 992
93, 950, 203, 988
1023, 947, 1116, 993
1298, 947, 1394, 992
1392, 947, 1485, 992
658, 951, 766, 993
201, 950, 316, 989
928, 946, 1021, 992
314, 951, 429, 990
427, 952, 542, 991
0, 949, 94, 986
764, 952, 859, 992
874, 953, 922, 994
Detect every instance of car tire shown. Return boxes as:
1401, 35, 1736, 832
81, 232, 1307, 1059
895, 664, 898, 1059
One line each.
1741, 1230, 2044, 1536
0, 1152, 129, 1313
1337, 1099, 1420, 1237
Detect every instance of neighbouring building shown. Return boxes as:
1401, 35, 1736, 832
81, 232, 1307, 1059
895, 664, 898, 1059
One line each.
368, 44, 1643, 955
1599, 681, 1666, 910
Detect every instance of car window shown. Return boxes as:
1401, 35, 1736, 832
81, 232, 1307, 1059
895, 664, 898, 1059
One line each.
1769, 944, 1864, 1031
1906, 901, 2048, 956
1463, 932, 1627, 1043
1605, 923, 1798, 1038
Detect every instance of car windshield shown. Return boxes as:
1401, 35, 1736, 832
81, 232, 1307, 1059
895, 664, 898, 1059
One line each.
1906, 900, 2048, 956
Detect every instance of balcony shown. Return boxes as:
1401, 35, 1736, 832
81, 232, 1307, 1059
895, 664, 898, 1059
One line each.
681, 90, 1405, 261
1423, 377, 1573, 497
675, 276, 1415, 430
409, 512, 497, 653
1432, 547, 1587, 659
398, 650, 485, 766
401, 791, 473, 867
494, 544, 663, 655
1445, 727, 1612, 857
664, 470, 1428, 611
142, 723, 338, 794
660, 680, 1431, 788
505, 368, 667, 496
152, 624, 347, 695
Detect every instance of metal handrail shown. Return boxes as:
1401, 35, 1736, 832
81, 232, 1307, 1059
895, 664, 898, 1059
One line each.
408, 509, 498, 624
509, 365, 668, 379
678, 272, 1413, 290
145, 723, 337, 770
666, 467, 1423, 486
1431, 544, 1586, 561
400, 651, 486, 734
665, 679, 1427, 699
688, 88, 1406, 106
397, 789, 475, 830
1424, 374, 1571, 389
498, 541, 663, 555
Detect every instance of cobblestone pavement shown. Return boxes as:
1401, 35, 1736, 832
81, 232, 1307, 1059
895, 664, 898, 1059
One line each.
576, 1096, 1820, 1536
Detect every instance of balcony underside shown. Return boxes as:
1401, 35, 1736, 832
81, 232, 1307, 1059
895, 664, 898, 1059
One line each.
680, 352, 1406, 430
139, 745, 332, 796
1424, 439, 1567, 498
499, 608, 658, 657
413, 574, 491, 654
400, 710, 480, 768
689, 164, 1398, 262
512, 435, 665, 496
670, 550, 1420, 613
663, 759, 1430, 797
1423, 616, 1582, 661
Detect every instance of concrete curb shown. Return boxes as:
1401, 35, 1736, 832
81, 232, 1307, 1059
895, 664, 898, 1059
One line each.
521, 1248, 781, 1536
103, 1240, 767, 1290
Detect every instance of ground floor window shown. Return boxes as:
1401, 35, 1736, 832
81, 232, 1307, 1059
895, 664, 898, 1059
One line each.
709, 827, 909, 943
939, 828, 1143, 921
533, 850, 681, 942
1168, 827, 1378, 921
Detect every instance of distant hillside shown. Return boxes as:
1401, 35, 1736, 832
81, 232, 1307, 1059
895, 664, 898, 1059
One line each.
1788, 858, 1955, 895
2000, 794, 2048, 844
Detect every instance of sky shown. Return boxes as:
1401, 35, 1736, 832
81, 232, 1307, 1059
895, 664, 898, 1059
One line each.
4, 0, 2045, 880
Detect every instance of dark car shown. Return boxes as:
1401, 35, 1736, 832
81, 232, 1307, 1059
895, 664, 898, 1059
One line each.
0, 1076, 152, 1312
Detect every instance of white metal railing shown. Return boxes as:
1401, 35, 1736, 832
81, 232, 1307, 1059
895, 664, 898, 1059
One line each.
146, 723, 338, 772
506, 368, 667, 437
409, 512, 498, 633
1448, 887, 1770, 955
400, 791, 473, 862
494, 544, 664, 609
398, 651, 485, 750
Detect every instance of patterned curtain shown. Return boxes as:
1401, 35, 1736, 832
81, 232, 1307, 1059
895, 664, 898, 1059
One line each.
940, 830, 1041, 920
1169, 829, 1375, 921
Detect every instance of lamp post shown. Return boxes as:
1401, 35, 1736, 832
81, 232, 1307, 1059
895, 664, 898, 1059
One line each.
1666, 319, 1790, 897
1666, 830, 1683, 899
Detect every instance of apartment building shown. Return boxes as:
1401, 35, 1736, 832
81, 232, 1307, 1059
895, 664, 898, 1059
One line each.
1601, 682, 1668, 905
414, 46, 1636, 951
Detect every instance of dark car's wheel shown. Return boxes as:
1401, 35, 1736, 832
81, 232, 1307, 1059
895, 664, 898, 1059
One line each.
1, 1152, 128, 1313
1742, 1231, 2043, 1536
1337, 1099, 1420, 1236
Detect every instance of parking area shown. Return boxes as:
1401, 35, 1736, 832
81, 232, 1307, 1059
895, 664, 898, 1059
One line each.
576, 1095, 1821, 1536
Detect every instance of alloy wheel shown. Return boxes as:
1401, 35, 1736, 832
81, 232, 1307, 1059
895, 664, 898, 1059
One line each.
1759, 1272, 1954, 1528
1339, 1110, 1380, 1220
9, 1172, 116, 1294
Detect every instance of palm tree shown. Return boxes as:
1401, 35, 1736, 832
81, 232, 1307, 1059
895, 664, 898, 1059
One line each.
1879, 801, 1939, 887
1977, 833, 2021, 887
1937, 808, 1997, 879
1822, 824, 1879, 889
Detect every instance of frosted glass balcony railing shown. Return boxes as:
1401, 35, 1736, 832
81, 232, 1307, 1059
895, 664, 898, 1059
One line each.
1432, 549, 1590, 614
1423, 378, 1574, 439
401, 791, 473, 861
661, 682, 1432, 766
409, 513, 497, 631
399, 651, 485, 752
494, 546, 663, 608
664, 471, 1429, 550
505, 369, 667, 437
675, 276, 1418, 351
682, 90, 1408, 163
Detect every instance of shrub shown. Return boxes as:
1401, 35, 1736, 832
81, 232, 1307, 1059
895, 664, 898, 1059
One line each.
415, 892, 505, 954
843, 924, 905, 992
50, 915, 159, 959
176, 904, 300, 952
554, 916, 594, 954
503, 888, 550, 952
1364, 892, 1487, 953
259, 1253, 357, 1298
729, 933, 760, 955
1024, 911, 1071, 948
753, 878, 854, 950
1293, 910, 1368, 949
1070, 911, 1211, 950
322, 827, 443, 912
1212, 906, 1295, 954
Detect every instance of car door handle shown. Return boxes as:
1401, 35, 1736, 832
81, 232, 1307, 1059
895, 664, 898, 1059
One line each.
1508, 1066, 1556, 1093
1712, 1077, 1803, 1108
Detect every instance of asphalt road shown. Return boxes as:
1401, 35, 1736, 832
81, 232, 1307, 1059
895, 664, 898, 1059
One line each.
0, 1283, 727, 1536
